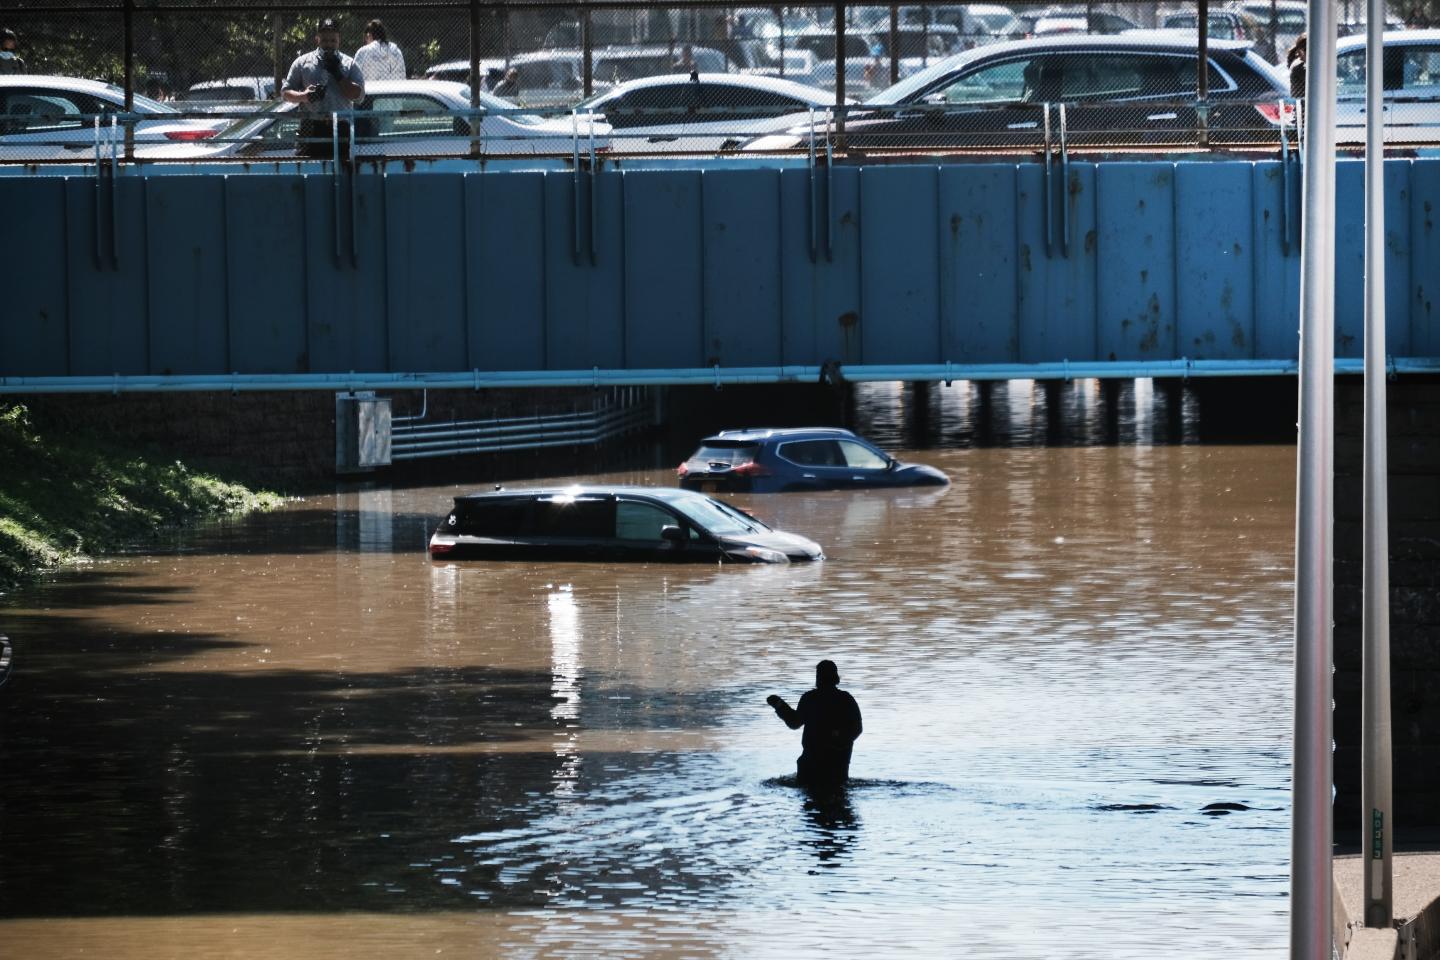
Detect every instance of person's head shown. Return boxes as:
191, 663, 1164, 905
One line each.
1287, 33, 1307, 66
315, 17, 341, 51
364, 19, 386, 44
1, 28, 18, 53
504, 67, 518, 81
815, 660, 840, 688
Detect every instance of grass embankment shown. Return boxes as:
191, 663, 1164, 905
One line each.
0, 402, 282, 592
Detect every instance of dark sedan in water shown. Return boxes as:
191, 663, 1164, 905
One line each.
429, 485, 823, 563
677, 427, 949, 493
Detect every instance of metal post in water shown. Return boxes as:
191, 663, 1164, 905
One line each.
1361, 0, 1394, 928
1292, 0, 1337, 957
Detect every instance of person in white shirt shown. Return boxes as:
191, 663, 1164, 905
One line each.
354, 19, 405, 81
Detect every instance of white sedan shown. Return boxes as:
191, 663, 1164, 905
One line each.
138, 79, 610, 160
574, 72, 845, 153
1335, 30, 1440, 146
0, 75, 229, 161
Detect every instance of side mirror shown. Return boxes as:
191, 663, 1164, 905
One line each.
886, 458, 899, 471
661, 525, 686, 543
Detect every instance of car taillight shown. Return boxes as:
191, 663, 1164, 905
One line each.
429, 540, 453, 556
1254, 103, 1295, 124
730, 461, 772, 478
676, 462, 690, 477
164, 128, 219, 141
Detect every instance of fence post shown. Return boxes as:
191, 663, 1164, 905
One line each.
122, 0, 134, 161
469, 0, 480, 157
582, 6, 593, 98
272, 14, 284, 103
1197, 0, 1211, 147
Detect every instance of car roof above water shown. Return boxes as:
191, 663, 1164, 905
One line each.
702, 426, 859, 443
453, 485, 711, 505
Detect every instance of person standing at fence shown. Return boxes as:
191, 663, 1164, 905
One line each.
1287, 33, 1307, 100
282, 17, 365, 161
354, 19, 405, 82
0, 29, 27, 74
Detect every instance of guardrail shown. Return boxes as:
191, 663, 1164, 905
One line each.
390, 387, 652, 461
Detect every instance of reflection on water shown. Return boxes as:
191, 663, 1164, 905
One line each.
0, 381, 1295, 959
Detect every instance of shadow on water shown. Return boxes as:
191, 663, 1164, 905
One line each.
0, 613, 741, 918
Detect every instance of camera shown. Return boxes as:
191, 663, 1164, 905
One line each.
307, 81, 327, 102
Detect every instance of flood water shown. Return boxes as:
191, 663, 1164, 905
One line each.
0, 381, 1297, 959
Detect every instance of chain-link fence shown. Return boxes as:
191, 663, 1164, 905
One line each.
0, 0, 1434, 161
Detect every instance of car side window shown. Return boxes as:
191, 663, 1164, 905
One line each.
532, 497, 614, 538
1400, 46, 1440, 94
699, 85, 804, 113
934, 58, 1035, 104
837, 440, 890, 469
2, 91, 98, 132
615, 500, 678, 540
779, 439, 845, 467
368, 94, 454, 137
1059, 53, 1222, 101
454, 499, 530, 537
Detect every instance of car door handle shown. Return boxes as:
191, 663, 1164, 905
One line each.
1007, 121, 1038, 129
647, 135, 680, 143
802, 473, 817, 479
1146, 112, 1179, 121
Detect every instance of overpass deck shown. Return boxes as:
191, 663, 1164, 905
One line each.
2, 157, 1438, 392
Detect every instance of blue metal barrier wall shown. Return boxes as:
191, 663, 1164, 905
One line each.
2, 158, 1438, 390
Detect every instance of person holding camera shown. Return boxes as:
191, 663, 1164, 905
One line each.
282, 18, 365, 160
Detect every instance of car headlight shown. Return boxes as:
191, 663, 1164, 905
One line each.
740, 545, 790, 564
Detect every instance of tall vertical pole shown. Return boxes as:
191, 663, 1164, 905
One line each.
1292, 0, 1337, 957
122, 0, 135, 160
1362, 0, 1394, 928
1294, 0, 1339, 954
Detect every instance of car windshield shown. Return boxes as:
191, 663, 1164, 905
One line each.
216, 99, 287, 140
863, 48, 975, 104
478, 91, 545, 125
670, 495, 770, 536
99, 84, 174, 114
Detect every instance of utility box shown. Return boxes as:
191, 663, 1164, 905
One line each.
336, 392, 392, 474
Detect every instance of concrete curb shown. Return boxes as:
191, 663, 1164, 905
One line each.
1336, 853, 1440, 959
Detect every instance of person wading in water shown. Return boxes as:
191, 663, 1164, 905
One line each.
767, 660, 863, 789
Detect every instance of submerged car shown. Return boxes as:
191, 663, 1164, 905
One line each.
677, 427, 949, 493
429, 485, 823, 563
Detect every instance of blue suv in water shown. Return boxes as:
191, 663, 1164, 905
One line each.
677, 427, 949, 493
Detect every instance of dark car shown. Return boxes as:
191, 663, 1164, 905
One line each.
743, 33, 1289, 152
677, 427, 949, 493
428, 485, 823, 563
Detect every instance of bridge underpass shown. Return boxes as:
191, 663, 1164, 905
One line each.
2, 157, 1439, 393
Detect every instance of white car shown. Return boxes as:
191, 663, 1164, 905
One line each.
0, 75, 229, 161
1335, 29, 1440, 146
575, 72, 845, 153
137, 79, 611, 160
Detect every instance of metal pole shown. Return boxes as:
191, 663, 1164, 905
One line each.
582, 7, 593, 97
1361, 0, 1394, 928
469, 0, 481, 108
1292, 0, 1337, 956
889, 2, 900, 85
1197, 0, 1210, 146
122, 0, 135, 161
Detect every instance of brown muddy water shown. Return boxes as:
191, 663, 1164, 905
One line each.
0, 381, 1296, 959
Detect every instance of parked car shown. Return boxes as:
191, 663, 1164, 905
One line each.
677, 427, 949, 493
1232, 0, 1307, 61
575, 72, 843, 152
179, 76, 276, 103
423, 58, 511, 92
0, 75, 229, 161
1335, 29, 1440, 146
136, 79, 611, 160
1158, 9, 1264, 43
428, 485, 824, 563
743, 34, 1288, 153
1032, 8, 1139, 36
